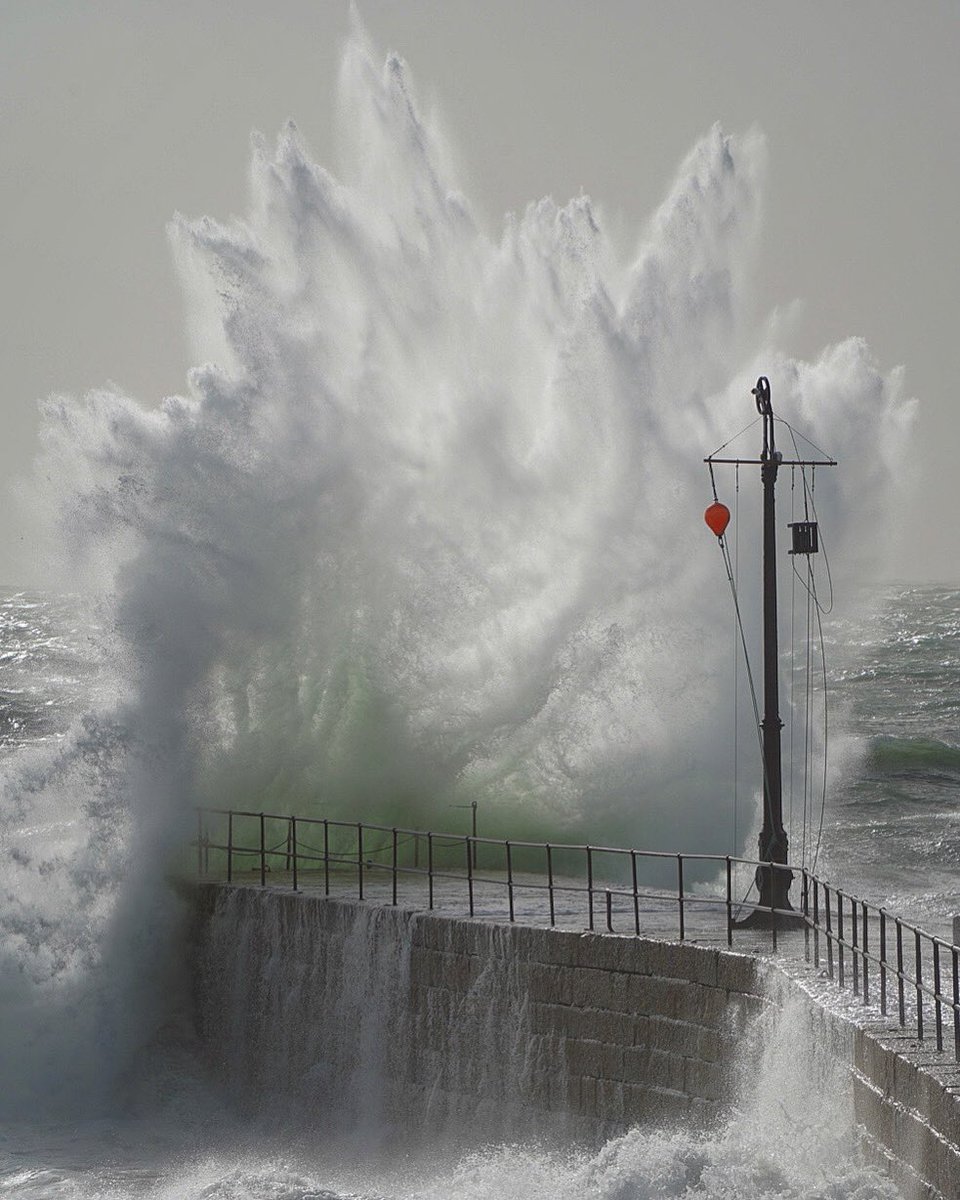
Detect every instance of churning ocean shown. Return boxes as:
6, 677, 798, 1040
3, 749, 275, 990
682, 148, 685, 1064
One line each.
3, 584, 952, 1197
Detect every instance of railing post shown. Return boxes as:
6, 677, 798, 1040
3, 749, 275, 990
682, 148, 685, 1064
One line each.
802, 871, 810, 962
934, 941, 943, 1052
916, 930, 924, 1041
837, 889, 845, 988
506, 840, 514, 922
466, 835, 474, 917
605, 889, 613, 933
862, 901, 869, 1006
633, 850, 642, 938
323, 818, 330, 896
392, 828, 398, 906
259, 812, 266, 887
428, 831, 434, 910
291, 816, 298, 892
357, 822, 364, 901
586, 846, 594, 932
546, 844, 555, 927
677, 855, 685, 941
813, 878, 820, 969
880, 909, 887, 1017
725, 856, 732, 947
851, 896, 859, 996
952, 945, 960, 1061
896, 918, 905, 1026
227, 811, 233, 883
825, 885, 834, 980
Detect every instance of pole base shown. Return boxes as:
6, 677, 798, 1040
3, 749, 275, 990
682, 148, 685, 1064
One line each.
733, 905, 807, 932
733, 860, 804, 931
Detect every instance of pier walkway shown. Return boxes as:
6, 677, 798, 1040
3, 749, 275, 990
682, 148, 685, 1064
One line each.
195, 804, 960, 1064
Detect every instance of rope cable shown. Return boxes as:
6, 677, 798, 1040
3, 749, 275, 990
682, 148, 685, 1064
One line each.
707, 416, 763, 460
775, 416, 833, 465
716, 534, 772, 836
789, 466, 796, 851
802, 557, 813, 871
733, 463, 740, 854
710, 471, 776, 909
810, 521, 831, 876
784, 424, 835, 614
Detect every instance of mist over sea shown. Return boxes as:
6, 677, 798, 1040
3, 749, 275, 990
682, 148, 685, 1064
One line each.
0, 23, 936, 1200
5, 584, 957, 934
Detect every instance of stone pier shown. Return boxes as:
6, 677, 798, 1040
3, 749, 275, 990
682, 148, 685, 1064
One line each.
191, 883, 960, 1197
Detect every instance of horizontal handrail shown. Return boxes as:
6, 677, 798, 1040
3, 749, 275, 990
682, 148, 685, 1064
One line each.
194, 806, 960, 1061
198, 806, 742, 861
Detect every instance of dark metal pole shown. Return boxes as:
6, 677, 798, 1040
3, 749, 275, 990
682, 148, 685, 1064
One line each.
754, 377, 793, 916
706, 378, 835, 929
547, 843, 555, 927
586, 846, 594, 932
227, 811, 233, 883
633, 850, 641, 937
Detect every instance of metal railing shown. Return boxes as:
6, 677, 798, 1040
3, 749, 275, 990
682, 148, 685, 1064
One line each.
195, 806, 960, 1061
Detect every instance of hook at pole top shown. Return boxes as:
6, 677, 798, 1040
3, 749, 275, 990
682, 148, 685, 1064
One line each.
752, 376, 772, 417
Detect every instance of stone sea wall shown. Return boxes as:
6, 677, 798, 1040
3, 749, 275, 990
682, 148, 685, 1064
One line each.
190, 883, 959, 1196
848, 1021, 960, 1200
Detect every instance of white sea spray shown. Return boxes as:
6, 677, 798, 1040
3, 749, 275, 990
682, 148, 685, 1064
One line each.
0, 30, 914, 1200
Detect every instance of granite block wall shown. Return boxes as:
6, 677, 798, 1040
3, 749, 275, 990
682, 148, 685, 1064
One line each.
191, 883, 960, 1196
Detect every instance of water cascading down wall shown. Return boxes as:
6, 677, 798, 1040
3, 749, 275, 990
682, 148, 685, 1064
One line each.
192, 884, 960, 1198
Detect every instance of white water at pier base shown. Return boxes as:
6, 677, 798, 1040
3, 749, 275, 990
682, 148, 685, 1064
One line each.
189, 890, 898, 1200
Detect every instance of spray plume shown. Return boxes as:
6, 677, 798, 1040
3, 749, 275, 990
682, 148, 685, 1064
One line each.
0, 27, 913, 1113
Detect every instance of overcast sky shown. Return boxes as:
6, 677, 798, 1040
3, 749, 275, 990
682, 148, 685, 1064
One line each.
2, 0, 958, 584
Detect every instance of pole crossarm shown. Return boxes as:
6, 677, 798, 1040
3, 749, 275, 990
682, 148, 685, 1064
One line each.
704, 457, 837, 467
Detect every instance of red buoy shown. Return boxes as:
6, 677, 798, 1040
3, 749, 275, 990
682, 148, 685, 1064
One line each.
704, 501, 730, 538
